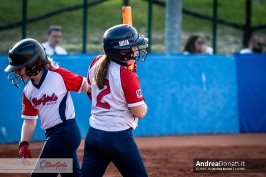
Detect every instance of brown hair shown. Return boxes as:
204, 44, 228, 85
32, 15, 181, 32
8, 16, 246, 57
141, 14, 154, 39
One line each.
94, 55, 111, 89
183, 34, 202, 53
47, 25, 63, 35
44, 57, 58, 69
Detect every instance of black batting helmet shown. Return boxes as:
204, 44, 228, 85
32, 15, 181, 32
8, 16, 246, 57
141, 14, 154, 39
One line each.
103, 24, 148, 61
5, 38, 47, 76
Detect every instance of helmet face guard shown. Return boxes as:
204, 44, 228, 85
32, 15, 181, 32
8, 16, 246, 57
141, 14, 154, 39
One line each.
133, 35, 149, 61
7, 72, 29, 88
134, 42, 148, 62
103, 24, 149, 62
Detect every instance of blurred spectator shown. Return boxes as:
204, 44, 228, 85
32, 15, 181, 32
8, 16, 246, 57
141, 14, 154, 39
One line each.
240, 35, 265, 54
183, 34, 213, 55
42, 25, 67, 55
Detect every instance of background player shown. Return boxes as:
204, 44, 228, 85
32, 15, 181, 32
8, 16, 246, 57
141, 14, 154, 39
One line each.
79, 24, 149, 177
4, 38, 88, 177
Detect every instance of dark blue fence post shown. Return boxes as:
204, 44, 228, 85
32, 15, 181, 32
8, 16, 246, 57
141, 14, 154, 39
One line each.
148, 0, 153, 53
82, 0, 88, 53
22, 0, 27, 39
212, 0, 217, 54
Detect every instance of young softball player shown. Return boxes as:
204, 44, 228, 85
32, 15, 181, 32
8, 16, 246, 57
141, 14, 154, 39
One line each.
4, 38, 89, 177
79, 24, 149, 177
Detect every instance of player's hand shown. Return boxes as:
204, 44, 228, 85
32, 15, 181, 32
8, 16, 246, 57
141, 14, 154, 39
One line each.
19, 141, 32, 165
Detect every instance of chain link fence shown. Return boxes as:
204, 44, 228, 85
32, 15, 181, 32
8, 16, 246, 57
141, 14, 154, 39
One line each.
182, 0, 266, 54
0, 0, 266, 54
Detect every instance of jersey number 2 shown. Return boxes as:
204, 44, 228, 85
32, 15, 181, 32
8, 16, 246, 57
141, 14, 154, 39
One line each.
96, 80, 111, 109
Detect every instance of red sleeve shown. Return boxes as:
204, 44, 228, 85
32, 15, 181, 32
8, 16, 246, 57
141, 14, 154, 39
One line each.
87, 68, 91, 85
22, 93, 39, 116
49, 67, 83, 92
120, 66, 144, 104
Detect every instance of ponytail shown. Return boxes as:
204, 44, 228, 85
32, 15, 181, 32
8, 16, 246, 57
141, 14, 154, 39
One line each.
94, 55, 110, 89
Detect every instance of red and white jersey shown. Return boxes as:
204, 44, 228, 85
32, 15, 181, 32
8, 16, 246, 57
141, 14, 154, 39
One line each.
87, 55, 145, 131
22, 67, 86, 130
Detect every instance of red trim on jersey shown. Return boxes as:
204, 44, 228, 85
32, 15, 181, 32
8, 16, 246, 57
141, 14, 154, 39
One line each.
22, 93, 39, 116
87, 70, 91, 85
87, 55, 102, 85
120, 66, 144, 104
90, 55, 102, 69
49, 67, 83, 92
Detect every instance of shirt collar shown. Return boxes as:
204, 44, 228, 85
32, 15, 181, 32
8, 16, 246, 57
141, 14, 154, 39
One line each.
31, 68, 48, 89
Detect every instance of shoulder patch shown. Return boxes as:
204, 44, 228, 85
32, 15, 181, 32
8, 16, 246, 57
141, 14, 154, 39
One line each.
136, 89, 143, 98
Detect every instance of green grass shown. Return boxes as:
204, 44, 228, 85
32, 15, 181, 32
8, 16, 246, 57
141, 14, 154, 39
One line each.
0, 0, 266, 54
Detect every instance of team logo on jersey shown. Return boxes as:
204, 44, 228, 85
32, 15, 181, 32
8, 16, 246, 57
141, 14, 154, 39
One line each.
136, 89, 143, 98
119, 40, 129, 46
32, 93, 58, 107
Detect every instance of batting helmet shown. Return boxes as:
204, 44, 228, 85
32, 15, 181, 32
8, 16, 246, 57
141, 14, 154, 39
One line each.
4, 38, 47, 88
5, 38, 47, 76
103, 24, 148, 61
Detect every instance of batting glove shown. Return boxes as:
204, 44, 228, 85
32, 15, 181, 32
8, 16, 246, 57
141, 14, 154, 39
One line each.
19, 141, 32, 159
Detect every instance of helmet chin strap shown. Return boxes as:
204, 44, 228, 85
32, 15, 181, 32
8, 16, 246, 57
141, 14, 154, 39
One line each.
26, 69, 41, 77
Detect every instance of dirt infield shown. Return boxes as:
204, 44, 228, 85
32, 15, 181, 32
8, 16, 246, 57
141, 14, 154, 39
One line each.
0, 133, 266, 177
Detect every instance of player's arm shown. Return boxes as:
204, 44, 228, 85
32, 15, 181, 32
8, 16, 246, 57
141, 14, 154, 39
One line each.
121, 67, 147, 118
21, 94, 38, 142
19, 93, 38, 160
130, 103, 147, 119
19, 119, 36, 160
81, 79, 91, 94
20, 119, 36, 142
